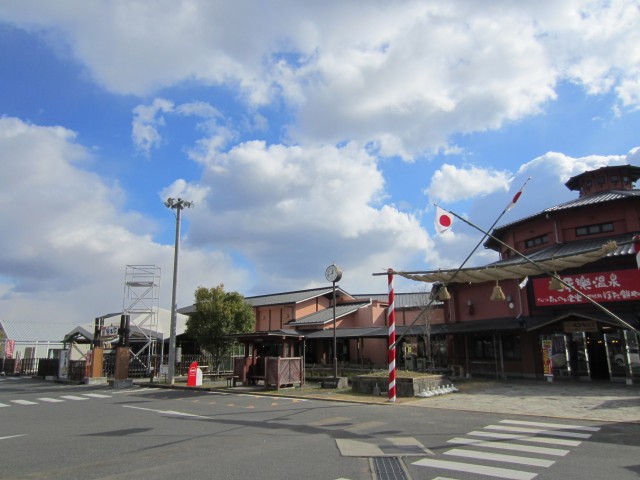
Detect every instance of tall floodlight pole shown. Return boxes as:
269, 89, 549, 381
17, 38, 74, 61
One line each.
165, 197, 193, 385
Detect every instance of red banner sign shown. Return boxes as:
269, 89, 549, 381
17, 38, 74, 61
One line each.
533, 269, 640, 306
5, 340, 15, 359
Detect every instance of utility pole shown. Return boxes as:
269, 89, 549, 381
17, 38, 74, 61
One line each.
164, 197, 193, 385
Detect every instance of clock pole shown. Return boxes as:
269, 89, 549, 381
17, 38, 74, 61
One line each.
332, 278, 337, 379
325, 263, 342, 380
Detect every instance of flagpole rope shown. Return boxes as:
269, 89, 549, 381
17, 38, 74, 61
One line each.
381, 178, 532, 351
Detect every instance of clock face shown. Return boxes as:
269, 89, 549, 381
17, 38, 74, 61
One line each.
325, 264, 342, 282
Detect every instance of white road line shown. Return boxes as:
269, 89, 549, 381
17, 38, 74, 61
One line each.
37, 397, 65, 403
0, 435, 26, 441
82, 393, 112, 398
10, 400, 38, 405
445, 448, 555, 468
412, 458, 537, 480
0, 403, 10, 407
447, 438, 570, 456
468, 431, 582, 447
60, 395, 89, 401
500, 420, 600, 432
123, 404, 210, 419
485, 425, 592, 439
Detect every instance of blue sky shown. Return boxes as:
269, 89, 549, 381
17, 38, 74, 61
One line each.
1, 1, 639, 326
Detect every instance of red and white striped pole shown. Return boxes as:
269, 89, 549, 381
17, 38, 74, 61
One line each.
387, 268, 396, 402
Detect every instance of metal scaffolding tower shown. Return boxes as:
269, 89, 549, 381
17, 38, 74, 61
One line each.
122, 265, 161, 370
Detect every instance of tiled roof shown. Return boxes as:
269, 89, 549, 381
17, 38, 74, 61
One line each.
354, 293, 442, 309
245, 287, 349, 307
288, 300, 372, 326
544, 190, 640, 212
487, 189, 640, 247
178, 286, 354, 314
0, 319, 74, 342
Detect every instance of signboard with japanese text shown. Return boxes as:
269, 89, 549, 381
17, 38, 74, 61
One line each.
541, 339, 553, 377
533, 269, 640, 307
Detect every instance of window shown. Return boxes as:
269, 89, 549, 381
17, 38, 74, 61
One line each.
597, 176, 606, 185
576, 222, 614, 237
471, 335, 522, 361
525, 234, 548, 249
502, 335, 522, 360
610, 175, 618, 183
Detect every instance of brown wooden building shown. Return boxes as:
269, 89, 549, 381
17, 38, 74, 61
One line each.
407, 164, 640, 382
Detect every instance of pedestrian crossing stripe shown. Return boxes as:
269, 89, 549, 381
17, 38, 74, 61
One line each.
412, 458, 537, 480
37, 397, 65, 403
447, 437, 570, 456
10, 400, 38, 405
444, 448, 555, 467
413, 418, 597, 479
499, 419, 600, 432
485, 424, 592, 439
467, 430, 582, 446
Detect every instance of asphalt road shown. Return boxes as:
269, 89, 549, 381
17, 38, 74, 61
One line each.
1, 377, 638, 480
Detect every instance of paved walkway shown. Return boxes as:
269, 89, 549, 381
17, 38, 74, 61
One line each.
401, 379, 640, 423
140, 377, 640, 423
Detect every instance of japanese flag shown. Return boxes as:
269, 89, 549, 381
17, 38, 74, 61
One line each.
435, 206, 453, 234
634, 235, 640, 269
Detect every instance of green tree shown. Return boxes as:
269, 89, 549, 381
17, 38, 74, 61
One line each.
186, 285, 255, 372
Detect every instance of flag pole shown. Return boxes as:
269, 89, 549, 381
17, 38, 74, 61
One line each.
386, 177, 531, 351
387, 269, 396, 402
441, 206, 640, 335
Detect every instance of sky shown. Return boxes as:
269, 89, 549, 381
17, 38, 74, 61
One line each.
1, 1, 639, 327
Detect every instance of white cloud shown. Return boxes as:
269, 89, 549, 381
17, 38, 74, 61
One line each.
517, 150, 629, 183
184, 140, 432, 291
426, 164, 512, 203
2, 1, 638, 159
0, 117, 249, 324
131, 98, 174, 155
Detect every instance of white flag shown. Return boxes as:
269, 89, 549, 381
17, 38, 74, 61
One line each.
435, 206, 453, 234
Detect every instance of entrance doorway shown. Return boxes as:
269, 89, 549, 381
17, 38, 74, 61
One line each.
585, 332, 609, 380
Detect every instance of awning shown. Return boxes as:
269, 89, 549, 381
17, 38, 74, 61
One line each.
393, 240, 618, 284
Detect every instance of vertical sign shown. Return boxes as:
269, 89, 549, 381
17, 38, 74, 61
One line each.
58, 349, 69, 380
187, 361, 202, 387
542, 339, 553, 377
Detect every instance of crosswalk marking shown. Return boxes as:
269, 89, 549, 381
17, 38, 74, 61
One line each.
444, 448, 555, 467
485, 424, 592, 439
0, 403, 10, 407
500, 419, 600, 432
60, 395, 89, 401
37, 397, 65, 403
467, 430, 582, 446
447, 437, 570, 456
412, 458, 537, 480
10, 400, 38, 405
413, 418, 598, 479
82, 393, 112, 398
